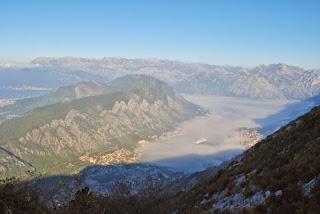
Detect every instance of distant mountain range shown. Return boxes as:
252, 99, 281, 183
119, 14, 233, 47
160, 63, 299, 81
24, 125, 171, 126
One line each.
0, 66, 101, 99
0, 75, 203, 178
0, 81, 110, 122
31, 57, 320, 100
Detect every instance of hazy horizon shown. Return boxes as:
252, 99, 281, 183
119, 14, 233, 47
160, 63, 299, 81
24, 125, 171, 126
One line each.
1, 56, 319, 70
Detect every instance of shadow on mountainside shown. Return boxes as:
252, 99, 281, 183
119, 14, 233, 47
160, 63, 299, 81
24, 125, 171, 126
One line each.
254, 96, 320, 137
142, 148, 243, 173
3, 148, 242, 207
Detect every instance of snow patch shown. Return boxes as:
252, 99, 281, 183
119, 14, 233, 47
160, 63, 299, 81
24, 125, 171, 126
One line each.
234, 174, 246, 186
211, 191, 268, 211
302, 177, 319, 197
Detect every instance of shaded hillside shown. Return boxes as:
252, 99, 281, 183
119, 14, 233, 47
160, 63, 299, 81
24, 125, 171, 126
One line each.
30, 163, 185, 207
255, 94, 320, 137
175, 106, 320, 213
0, 75, 203, 178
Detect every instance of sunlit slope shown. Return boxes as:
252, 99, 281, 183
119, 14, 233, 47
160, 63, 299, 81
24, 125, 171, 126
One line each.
0, 81, 110, 123
0, 75, 203, 178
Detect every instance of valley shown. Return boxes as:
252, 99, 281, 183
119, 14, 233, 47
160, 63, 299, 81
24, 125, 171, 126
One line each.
1, 1, 320, 212
139, 94, 318, 173
139, 95, 292, 172
0, 65, 319, 213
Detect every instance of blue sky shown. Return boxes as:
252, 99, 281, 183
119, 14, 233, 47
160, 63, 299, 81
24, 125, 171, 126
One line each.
1, 0, 320, 68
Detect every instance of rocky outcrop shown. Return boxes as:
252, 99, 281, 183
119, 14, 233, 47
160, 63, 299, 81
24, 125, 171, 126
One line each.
237, 128, 262, 148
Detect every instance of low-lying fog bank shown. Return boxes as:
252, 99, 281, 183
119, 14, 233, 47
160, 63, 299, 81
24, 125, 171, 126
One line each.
139, 95, 301, 173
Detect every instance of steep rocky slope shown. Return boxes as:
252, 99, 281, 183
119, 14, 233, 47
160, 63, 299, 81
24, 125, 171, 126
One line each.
0, 75, 203, 178
32, 57, 320, 99
174, 105, 320, 213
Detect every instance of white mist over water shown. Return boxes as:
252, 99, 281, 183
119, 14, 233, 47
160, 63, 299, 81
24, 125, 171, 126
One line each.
140, 95, 293, 173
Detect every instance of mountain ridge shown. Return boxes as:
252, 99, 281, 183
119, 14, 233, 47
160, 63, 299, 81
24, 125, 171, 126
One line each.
0, 81, 111, 123
31, 57, 320, 100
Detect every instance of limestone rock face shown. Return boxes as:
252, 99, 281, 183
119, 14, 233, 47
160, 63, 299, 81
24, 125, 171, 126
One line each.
0, 75, 202, 178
